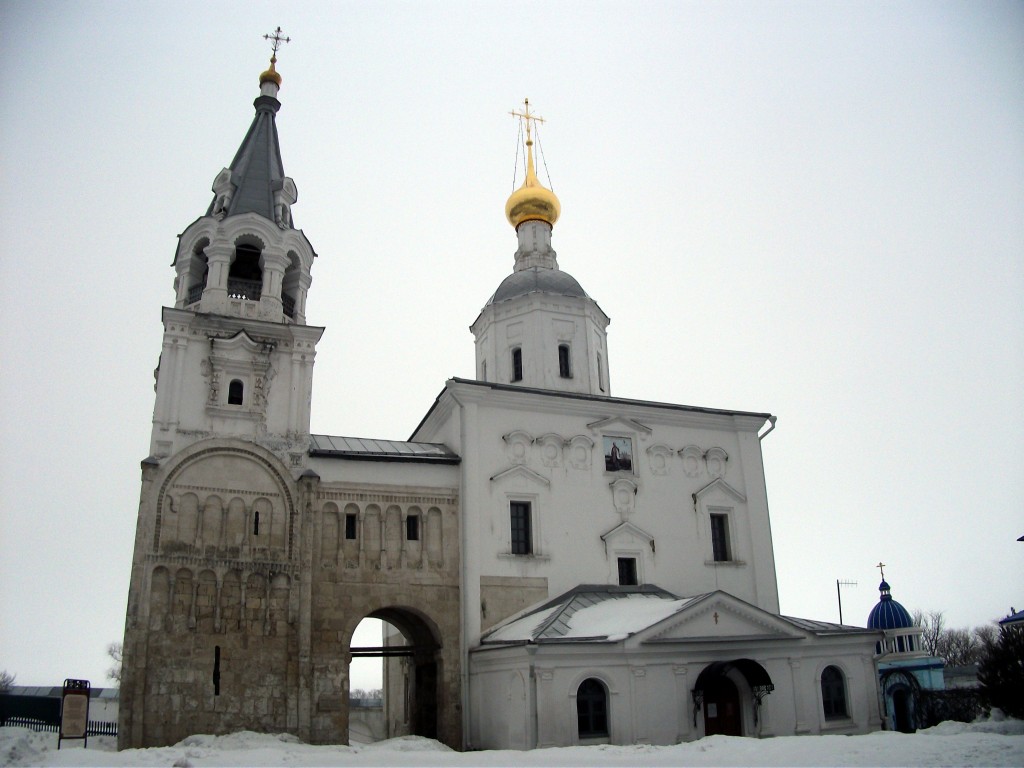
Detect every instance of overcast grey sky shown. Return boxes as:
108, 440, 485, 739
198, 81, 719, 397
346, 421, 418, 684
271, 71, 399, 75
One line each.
1, 1, 1022, 688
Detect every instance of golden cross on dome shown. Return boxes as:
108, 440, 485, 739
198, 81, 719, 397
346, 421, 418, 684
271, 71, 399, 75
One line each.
876, 561, 886, 579
510, 98, 545, 143
263, 26, 291, 59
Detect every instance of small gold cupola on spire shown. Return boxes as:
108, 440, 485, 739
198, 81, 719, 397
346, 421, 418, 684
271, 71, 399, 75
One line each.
506, 99, 561, 229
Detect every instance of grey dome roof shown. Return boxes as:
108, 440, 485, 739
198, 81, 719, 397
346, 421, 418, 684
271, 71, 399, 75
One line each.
486, 267, 589, 306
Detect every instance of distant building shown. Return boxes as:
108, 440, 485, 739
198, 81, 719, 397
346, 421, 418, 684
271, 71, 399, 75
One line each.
119, 50, 884, 750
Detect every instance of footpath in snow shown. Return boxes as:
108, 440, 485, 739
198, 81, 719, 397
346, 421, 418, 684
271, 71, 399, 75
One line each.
2, 718, 1023, 767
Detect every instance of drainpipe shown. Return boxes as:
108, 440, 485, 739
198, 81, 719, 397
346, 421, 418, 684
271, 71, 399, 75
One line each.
529, 645, 538, 749
758, 415, 777, 442
449, 389, 472, 749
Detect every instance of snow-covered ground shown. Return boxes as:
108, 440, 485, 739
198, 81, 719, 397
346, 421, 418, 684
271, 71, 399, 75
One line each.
3, 719, 1023, 767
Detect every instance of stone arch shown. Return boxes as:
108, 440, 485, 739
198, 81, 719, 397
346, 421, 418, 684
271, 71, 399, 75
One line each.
170, 568, 193, 632
149, 566, 170, 631
221, 569, 243, 632
425, 507, 443, 568
246, 572, 267, 634
200, 494, 224, 554
347, 606, 445, 742
196, 569, 218, 633
342, 503, 361, 567
152, 440, 296, 561
383, 505, 402, 567
363, 504, 382, 567
168, 492, 199, 553
225, 497, 248, 556
321, 503, 340, 565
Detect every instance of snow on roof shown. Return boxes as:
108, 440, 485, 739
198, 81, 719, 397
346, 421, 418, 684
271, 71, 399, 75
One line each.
482, 585, 696, 644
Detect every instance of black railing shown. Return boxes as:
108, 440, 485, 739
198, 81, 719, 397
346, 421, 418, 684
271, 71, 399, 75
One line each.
1, 716, 117, 737
283, 293, 296, 319
227, 278, 262, 301
187, 283, 204, 304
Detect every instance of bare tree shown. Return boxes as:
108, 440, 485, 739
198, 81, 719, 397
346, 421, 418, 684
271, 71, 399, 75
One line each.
913, 609, 946, 657
936, 627, 981, 667
0, 670, 14, 693
107, 642, 123, 688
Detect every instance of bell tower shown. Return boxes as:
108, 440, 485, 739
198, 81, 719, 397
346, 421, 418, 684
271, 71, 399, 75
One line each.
150, 36, 324, 462
471, 100, 611, 395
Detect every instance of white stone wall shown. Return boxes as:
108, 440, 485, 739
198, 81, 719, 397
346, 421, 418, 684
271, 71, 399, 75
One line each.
414, 379, 779, 646
469, 633, 881, 749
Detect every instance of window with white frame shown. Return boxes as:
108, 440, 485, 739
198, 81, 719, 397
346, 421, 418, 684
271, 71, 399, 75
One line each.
710, 513, 731, 562
821, 665, 848, 719
510, 501, 532, 555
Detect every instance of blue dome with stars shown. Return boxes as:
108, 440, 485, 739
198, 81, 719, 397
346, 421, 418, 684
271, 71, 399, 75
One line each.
867, 579, 914, 630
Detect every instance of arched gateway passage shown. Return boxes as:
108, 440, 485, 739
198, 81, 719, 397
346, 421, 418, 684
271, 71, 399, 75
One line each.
349, 608, 441, 742
693, 659, 774, 736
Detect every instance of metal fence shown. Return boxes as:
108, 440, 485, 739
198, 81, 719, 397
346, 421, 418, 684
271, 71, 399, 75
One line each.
1, 716, 118, 737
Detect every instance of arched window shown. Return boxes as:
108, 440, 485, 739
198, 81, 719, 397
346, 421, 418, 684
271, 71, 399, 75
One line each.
577, 677, 609, 738
228, 379, 244, 405
511, 347, 523, 382
821, 665, 848, 720
558, 344, 572, 378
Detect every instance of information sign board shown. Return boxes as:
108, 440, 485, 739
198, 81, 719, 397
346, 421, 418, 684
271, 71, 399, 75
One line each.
58, 679, 90, 749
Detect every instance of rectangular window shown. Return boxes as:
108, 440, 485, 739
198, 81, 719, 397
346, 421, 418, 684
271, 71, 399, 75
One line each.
558, 344, 572, 378
510, 501, 532, 555
710, 513, 730, 562
617, 557, 638, 586
511, 347, 523, 382
406, 515, 419, 541
344, 513, 357, 540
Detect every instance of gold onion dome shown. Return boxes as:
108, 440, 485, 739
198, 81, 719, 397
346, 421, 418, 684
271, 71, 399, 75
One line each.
505, 140, 560, 229
260, 56, 282, 86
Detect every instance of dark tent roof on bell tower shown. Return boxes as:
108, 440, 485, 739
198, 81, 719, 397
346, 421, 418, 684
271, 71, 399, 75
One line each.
205, 49, 293, 227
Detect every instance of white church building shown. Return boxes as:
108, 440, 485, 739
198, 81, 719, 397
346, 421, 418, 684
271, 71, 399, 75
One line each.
118, 49, 884, 750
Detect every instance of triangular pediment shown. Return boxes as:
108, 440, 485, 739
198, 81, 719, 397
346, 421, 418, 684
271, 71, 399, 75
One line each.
634, 592, 805, 645
587, 416, 652, 435
693, 476, 746, 503
600, 521, 654, 546
489, 465, 550, 487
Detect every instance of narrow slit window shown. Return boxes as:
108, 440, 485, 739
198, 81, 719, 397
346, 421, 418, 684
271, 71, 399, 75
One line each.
345, 513, 357, 540
213, 646, 221, 696
511, 347, 523, 382
253, 510, 260, 537
228, 379, 244, 405
558, 344, 572, 378
597, 352, 605, 392
406, 515, 420, 541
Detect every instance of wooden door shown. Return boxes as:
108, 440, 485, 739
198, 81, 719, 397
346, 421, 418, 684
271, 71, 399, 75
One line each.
703, 676, 742, 736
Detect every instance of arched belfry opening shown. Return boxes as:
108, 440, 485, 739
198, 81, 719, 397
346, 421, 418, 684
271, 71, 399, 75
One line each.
228, 240, 263, 300
347, 607, 442, 744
